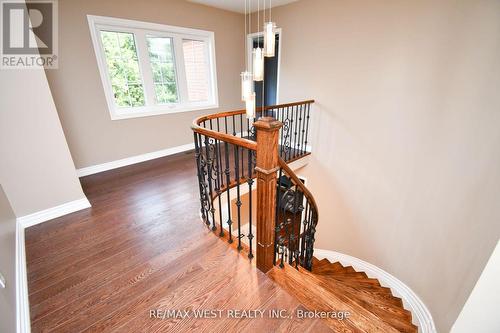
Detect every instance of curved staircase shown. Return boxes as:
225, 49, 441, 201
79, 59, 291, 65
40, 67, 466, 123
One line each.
270, 257, 418, 332
191, 101, 418, 332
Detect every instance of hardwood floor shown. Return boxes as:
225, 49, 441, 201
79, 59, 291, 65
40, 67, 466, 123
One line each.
25, 150, 328, 332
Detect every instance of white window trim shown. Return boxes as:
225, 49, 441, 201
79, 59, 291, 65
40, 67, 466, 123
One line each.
87, 15, 219, 120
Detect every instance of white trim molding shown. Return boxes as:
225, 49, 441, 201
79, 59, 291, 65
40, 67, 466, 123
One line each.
16, 221, 30, 333
76, 143, 195, 177
314, 248, 436, 333
87, 15, 219, 120
16, 198, 91, 229
16, 197, 91, 332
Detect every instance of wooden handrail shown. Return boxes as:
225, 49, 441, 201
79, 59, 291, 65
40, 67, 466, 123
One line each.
278, 157, 319, 222
191, 100, 315, 151
194, 100, 315, 124
191, 123, 258, 151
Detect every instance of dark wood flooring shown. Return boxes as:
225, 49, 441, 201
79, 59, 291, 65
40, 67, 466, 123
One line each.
25, 150, 329, 332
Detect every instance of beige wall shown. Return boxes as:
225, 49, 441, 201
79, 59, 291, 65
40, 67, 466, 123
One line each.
0, 68, 87, 217
0, 186, 16, 333
267, 0, 500, 331
47, 0, 245, 169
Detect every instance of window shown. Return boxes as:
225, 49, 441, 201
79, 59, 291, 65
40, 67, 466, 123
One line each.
88, 16, 218, 120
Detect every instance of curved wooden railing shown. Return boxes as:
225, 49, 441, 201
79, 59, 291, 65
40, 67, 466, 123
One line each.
275, 157, 319, 270
191, 100, 317, 272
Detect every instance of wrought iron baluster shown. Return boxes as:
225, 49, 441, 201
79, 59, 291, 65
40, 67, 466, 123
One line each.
293, 105, 299, 159
240, 114, 243, 138
247, 148, 254, 259
299, 103, 306, 156
224, 116, 228, 134
204, 136, 217, 231
194, 133, 207, 223
279, 106, 285, 159
283, 106, 291, 161
288, 184, 298, 265
224, 142, 233, 243
234, 145, 243, 251
232, 114, 236, 136
296, 104, 303, 156
304, 103, 311, 154
216, 120, 224, 188
294, 188, 304, 267
300, 201, 309, 264
214, 139, 224, 236
274, 167, 283, 265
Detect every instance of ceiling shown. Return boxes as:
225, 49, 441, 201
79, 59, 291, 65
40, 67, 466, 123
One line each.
187, 0, 300, 13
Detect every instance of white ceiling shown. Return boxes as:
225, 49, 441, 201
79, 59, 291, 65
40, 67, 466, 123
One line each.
187, 0, 300, 14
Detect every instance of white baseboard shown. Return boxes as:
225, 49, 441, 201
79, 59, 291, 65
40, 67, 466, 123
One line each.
314, 248, 436, 333
15, 197, 91, 332
16, 221, 30, 333
76, 143, 195, 177
17, 197, 91, 229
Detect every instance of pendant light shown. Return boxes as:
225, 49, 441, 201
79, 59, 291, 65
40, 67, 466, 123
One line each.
241, 71, 254, 101
263, 21, 276, 57
252, 47, 264, 81
252, 0, 264, 82
264, 0, 277, 57
246, 92, 256, 118
241, 0, 254, 102
242, 0, 255, 118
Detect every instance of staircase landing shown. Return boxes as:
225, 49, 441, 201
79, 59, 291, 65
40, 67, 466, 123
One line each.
24, 151, 327, 332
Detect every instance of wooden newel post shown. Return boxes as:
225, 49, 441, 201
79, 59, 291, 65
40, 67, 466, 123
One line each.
254, 116, 283, 273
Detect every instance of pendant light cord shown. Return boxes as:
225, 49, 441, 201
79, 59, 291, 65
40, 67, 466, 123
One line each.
244, 0, 247, 71
261, 0, 265, 113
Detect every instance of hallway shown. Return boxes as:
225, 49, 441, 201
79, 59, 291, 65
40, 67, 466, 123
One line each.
25, 150, 328, 332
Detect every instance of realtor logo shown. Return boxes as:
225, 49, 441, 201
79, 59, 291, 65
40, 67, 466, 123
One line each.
1, 0, 58, 68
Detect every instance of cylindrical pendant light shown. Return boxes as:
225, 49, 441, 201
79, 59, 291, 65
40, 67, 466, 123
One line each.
241, 71, 254, 101
245, 92, 256, 118
263, 22, 276, 57
252, 47, 264, 81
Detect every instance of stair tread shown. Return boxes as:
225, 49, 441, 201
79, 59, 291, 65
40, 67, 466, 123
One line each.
314, 273, 404, 305
269, 264, 414, 333
313, 274, 415, 330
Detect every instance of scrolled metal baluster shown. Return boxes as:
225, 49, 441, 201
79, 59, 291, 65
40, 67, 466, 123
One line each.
282, 107, 291, 161
288, 185, 299, 265
194, 133, 209, 224
293, 189, 304, 268
204, 136, 217, 231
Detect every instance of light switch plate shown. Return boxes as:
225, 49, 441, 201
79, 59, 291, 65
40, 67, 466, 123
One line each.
0, 272, 5, 288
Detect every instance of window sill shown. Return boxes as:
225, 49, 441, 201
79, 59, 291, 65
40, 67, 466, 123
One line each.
109, 102, 219, 120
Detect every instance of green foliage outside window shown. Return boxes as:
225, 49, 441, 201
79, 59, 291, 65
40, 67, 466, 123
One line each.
147, 36, 178, 104
101, 31, 145, 107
